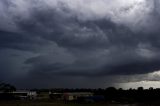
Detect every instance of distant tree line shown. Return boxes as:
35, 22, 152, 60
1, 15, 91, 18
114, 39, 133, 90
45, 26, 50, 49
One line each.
1, 82, 160, 103
93, 87, 160, 103
34, 87, 160, 103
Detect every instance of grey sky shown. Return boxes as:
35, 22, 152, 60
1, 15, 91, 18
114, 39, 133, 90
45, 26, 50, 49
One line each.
1, 0, 160, 89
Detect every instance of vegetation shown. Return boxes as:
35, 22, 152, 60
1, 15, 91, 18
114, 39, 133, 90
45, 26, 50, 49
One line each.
0, 83, 16, 92
1, 83, 160, 105
0, 101, 110, 106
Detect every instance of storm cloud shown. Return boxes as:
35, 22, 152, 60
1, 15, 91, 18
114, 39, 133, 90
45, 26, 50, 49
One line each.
1, 0, 160, 88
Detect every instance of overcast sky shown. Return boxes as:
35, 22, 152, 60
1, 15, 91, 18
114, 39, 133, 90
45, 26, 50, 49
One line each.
1, 0, 160, 89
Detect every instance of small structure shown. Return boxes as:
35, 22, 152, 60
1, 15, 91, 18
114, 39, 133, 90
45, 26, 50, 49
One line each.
0, 91, 37, 100
37, 92, 50, 100
63, 92, 93, 101
12, 91, 37, 100
49, 92, 63, 100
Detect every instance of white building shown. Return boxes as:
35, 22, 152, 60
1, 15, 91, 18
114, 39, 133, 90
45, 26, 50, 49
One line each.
12, 91, 37, 100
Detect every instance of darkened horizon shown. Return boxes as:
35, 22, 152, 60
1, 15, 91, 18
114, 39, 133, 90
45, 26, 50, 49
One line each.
1, 0, 160, 89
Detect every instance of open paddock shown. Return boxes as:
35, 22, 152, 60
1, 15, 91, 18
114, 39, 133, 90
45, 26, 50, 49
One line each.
0, 100, 141, 106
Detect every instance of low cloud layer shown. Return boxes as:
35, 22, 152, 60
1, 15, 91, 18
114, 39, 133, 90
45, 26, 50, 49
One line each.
1, 0, 160, 88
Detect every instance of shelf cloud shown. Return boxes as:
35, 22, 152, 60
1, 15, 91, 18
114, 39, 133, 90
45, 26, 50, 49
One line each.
1, 0, 160, 88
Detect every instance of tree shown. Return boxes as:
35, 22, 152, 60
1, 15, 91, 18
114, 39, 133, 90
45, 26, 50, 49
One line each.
0, 83, 16, 92
149, 87, 154, 90
137, 87, 144, 91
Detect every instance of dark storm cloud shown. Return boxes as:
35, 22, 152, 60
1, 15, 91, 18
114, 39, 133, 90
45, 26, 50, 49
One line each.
1, 0, 160, 88
0, 30, 48, 51
16, 11, 110, 50
104, 59, 160, 75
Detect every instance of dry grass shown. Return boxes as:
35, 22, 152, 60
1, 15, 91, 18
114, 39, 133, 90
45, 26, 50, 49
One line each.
0, 100, 137, 106
0, 100, 141, 106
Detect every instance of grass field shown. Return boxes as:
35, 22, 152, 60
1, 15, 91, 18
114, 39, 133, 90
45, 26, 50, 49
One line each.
0, 100, 138, 106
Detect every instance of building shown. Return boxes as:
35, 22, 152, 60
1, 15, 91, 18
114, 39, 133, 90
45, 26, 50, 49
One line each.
63, 92, 93, 101
12, 91, 37, 100
0, 91, 37, 100
49, 92, 63, 100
